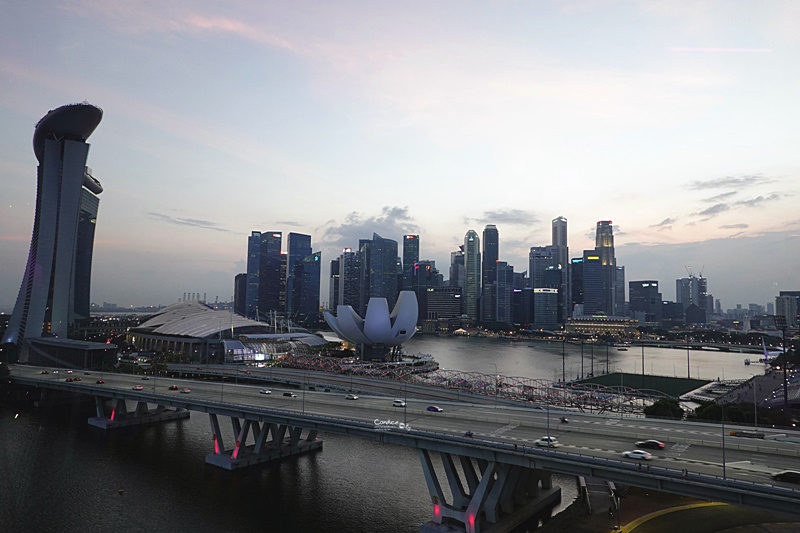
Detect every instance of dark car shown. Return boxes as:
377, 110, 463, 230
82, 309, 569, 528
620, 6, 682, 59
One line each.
283, 392, 297, 398
773, 470, 800, 483
96, 379, 105, 384
426, 405, 443, 412
169, 385, 180, 390
635, 440, 665, 450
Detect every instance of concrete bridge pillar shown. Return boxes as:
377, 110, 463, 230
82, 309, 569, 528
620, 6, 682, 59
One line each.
419, 449, 560, 533
205, 414, 322, 470
88, 397, 189, 429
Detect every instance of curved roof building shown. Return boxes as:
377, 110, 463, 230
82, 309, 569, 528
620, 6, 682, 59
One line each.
127, 301, 328, 362
324, 291, 418, 348
5, 103, 104, 357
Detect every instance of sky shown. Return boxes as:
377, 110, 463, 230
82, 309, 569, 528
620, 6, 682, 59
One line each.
1, 0, 798, 312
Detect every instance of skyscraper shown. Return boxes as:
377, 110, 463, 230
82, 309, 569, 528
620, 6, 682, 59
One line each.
246, 232, 262, 318
358, 234, 399, 313
581, 220, 617, 316
629, 280, 662, 324
245, 231, 282, 319
5, 103, 104, 349
338, 248, 359, 308
296, 251, 321, 323
328, 258, 340, 311
464, 230, 481, 322
402, 235, 419, 292
551, 216, 570, 318
286, 232, 312, 315
259, 231, 283, 315
480, 225, 499, 323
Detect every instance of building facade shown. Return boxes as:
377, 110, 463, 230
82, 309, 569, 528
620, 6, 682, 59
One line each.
5, 103, 104, 351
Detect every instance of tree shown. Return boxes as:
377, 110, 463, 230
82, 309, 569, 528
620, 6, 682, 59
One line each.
643, 398, 684, 420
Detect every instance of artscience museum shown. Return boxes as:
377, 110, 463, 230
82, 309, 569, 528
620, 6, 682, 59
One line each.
323, 290, 418, 361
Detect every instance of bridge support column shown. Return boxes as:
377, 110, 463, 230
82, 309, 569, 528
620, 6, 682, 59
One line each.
205, 414, 322, 470
87, 397, 190, 429
418, 450, 560, 533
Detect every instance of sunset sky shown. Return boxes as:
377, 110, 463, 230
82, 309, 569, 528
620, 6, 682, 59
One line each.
1, 1, 798, 311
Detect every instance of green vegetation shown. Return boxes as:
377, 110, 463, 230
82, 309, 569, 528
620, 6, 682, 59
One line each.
643, 398, 684, 419
694, 401, 792, 426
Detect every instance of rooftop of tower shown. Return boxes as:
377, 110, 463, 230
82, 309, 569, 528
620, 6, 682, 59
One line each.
33, 102, 103, 163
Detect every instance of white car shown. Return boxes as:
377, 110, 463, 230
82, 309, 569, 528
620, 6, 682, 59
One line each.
259, 389, 272, 395
392, 399, 406, 407
346, 394, 359, 400
622, 449, 652, 460
534, 436, 560, 448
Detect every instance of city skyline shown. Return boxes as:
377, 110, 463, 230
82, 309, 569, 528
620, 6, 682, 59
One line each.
1, 1, 798, 310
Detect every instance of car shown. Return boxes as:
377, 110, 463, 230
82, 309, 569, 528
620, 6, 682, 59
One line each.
772, 470, 800, 483
283, 392, 297, 398
133, 385, 144, 391
84, 372, 90, 375
635, 440, 665, 450
73, 377, 81, 381
65, 378, 74, 382
141, 376, 150, 380
259, 389, 272, 395
622, 450, 652, 460
66, 370, 73, 374
41, 370, 49, 374
426, 405, 443, 412
346, 394, 359, 400
52, 370, 59, 374
169, 385, 179, 390
96, 379, 105, 384
464, 430, 474, 438
534, 436, 561, 448
392, 399, 406, 407
180, 388, 191, 394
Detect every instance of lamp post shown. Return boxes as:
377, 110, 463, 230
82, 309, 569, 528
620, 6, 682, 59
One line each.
774, 315, 789, 411
641, 343, 645, 389
561, 337, 566, 383
686, 336, 691, 379
590, 343, 594, 377
580, 341, 585, 379
721, 402, 727, 480
606, 341, 609, 374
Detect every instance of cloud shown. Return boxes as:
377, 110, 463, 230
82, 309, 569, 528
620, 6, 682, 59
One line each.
693, 203, 730, 219
734, 193, 783, 208
689, 175, 771, 190
464, 209, 538, 227
650, 217, 676, 228
703, 191, 737, 203
319, 206, 420, 248
147, 212, 230, 232
720, 224, 748, 229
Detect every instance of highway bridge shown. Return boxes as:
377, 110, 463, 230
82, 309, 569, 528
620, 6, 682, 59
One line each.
10, 364, 800, 533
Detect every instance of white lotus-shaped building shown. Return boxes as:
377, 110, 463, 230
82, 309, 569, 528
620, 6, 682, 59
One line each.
324, 291, 418, 346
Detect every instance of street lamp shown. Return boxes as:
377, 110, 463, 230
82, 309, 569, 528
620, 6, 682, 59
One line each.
561, 337, 566, 383
774, 315, 789, 411
721, 402, 727, 480
640, 343, 645, 389
580, 340, 584, 379
686, 336, 691, 379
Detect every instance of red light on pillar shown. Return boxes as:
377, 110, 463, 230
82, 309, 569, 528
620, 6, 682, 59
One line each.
433, 504, 440, 516
110, 408, 116, 421
469, 514, 475, 527
213, 434, 220, 454
232, 439, 241, 459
